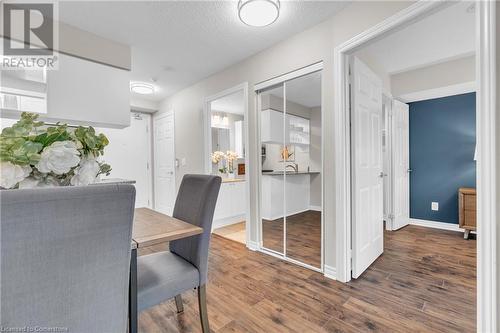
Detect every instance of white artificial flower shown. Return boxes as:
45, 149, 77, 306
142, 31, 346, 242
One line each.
36, 141, 80, 175
18, 177, 39, 189
0, 162, 31, 189
70, 157, 100, 186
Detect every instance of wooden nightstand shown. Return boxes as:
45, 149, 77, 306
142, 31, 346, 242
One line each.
459, 188, 476, 239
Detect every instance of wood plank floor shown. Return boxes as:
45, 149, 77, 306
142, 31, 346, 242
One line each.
138, 225, 476, 332
262, 210, 322, 268
213, 222, 246, 244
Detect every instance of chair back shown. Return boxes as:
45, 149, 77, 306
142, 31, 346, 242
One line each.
1, 185, 136, 333
170, 174, 221, 285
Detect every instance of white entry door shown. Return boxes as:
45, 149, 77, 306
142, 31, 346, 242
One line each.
154, 111, 176, 215
98, 113, 152, 208
391, 100, 410, 230
351, 57, 384, 278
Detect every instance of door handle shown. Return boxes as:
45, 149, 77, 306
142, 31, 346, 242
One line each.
378, 172, 384, 178
407, 169, 412, 173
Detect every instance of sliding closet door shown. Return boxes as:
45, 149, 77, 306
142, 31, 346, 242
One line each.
260, 84, 285, 255
284, 72, 322, 269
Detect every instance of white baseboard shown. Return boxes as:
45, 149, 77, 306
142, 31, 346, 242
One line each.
212, 215, 245, 230
324, 265, 336, 280
262, 208, 315, 221
309, 205, 322, 212
247, 240, 259, 251
409, 218, 475, 233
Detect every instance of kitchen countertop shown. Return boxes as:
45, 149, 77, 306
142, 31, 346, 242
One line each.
93, 178, 137, 185
222, 178, 246, 183
261, 171, 320, 176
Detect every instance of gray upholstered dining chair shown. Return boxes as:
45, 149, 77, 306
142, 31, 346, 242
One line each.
0, 184, 136, 333
137, 174, 221, 333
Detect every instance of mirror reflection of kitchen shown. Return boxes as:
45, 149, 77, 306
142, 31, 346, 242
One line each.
209, 90, 249, 246
260, 71, 322, 269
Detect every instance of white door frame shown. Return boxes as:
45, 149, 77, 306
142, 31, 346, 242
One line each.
333, 1, 496, 331
153, 110, 176, 215
138, 112, 154, 208
254, 61, 325, 273
203, 82, 251, 249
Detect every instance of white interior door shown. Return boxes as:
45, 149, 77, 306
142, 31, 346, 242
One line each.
98, 113, 152, 208
154, 111, 176, 215
391, 100, 410, 230
351, 57, 384, 279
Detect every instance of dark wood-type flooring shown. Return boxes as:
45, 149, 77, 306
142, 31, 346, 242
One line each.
262, 210, 322, 268
138, 225, 476, 332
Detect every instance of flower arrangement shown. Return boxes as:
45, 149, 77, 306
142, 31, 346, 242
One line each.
211, 151, 227, 174
0, 112, 111, 189
211, 150, 239, 176
225, 151, 239, 175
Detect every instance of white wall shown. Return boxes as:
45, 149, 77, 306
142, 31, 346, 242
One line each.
391, 55, 475, 98
156, 1, 413, 269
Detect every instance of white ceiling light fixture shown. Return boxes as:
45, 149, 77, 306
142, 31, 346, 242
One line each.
130, 82, 155, 95
238, 0, 280, 27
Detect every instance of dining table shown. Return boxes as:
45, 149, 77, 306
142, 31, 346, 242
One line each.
129, 208, 203, 333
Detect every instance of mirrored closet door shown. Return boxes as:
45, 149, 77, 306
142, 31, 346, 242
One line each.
258, 68, 322, 271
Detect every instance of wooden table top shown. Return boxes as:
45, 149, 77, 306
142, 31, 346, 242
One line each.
132, 208, 203, 249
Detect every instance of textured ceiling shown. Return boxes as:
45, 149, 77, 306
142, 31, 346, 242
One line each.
59, 1, 350, 102
356, 1, 475, 75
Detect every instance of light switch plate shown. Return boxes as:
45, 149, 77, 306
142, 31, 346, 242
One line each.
431, 202, 439, 211
181, 158, 187, 166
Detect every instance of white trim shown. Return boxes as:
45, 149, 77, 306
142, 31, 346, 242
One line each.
309, 205, 322, 212
247, 240, 259, 251
398, 81, 476, 103
261, 208, 312, 222
334, 1, 496, 331
476, 1, 497, 331
259, 247, 323, 273
254, 62, 323, 91
203, 82, 252, 250
324, 265, 336, 280
409, 218, 476, 233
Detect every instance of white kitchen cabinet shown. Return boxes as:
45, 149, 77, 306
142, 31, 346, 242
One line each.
261, 109, 284, 144
288, 114, 310, 145
261, 109, 310, 145
261, 174, 311, 220
46, 52, 130, 128
213, 181, 246, 229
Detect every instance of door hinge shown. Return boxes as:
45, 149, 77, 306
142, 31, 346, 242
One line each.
147, 162, 150, 170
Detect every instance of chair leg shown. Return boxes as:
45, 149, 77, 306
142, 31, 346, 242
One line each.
197, 285, 210, 333
174, 294, 184, 313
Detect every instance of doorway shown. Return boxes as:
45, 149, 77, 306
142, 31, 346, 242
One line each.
203, 83, 251, 247
97, 112, 153, 208
335, 1, 496, 330
153, 111, 176, 215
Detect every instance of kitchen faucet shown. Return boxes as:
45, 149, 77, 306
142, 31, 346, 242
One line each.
285, 163, 298, 173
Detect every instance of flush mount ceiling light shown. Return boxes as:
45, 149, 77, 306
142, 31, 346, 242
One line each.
130, 82, 154, 95
238, 0, 280, 27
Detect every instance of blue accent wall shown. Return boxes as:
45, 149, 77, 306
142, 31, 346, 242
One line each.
409, 93, 476, 224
